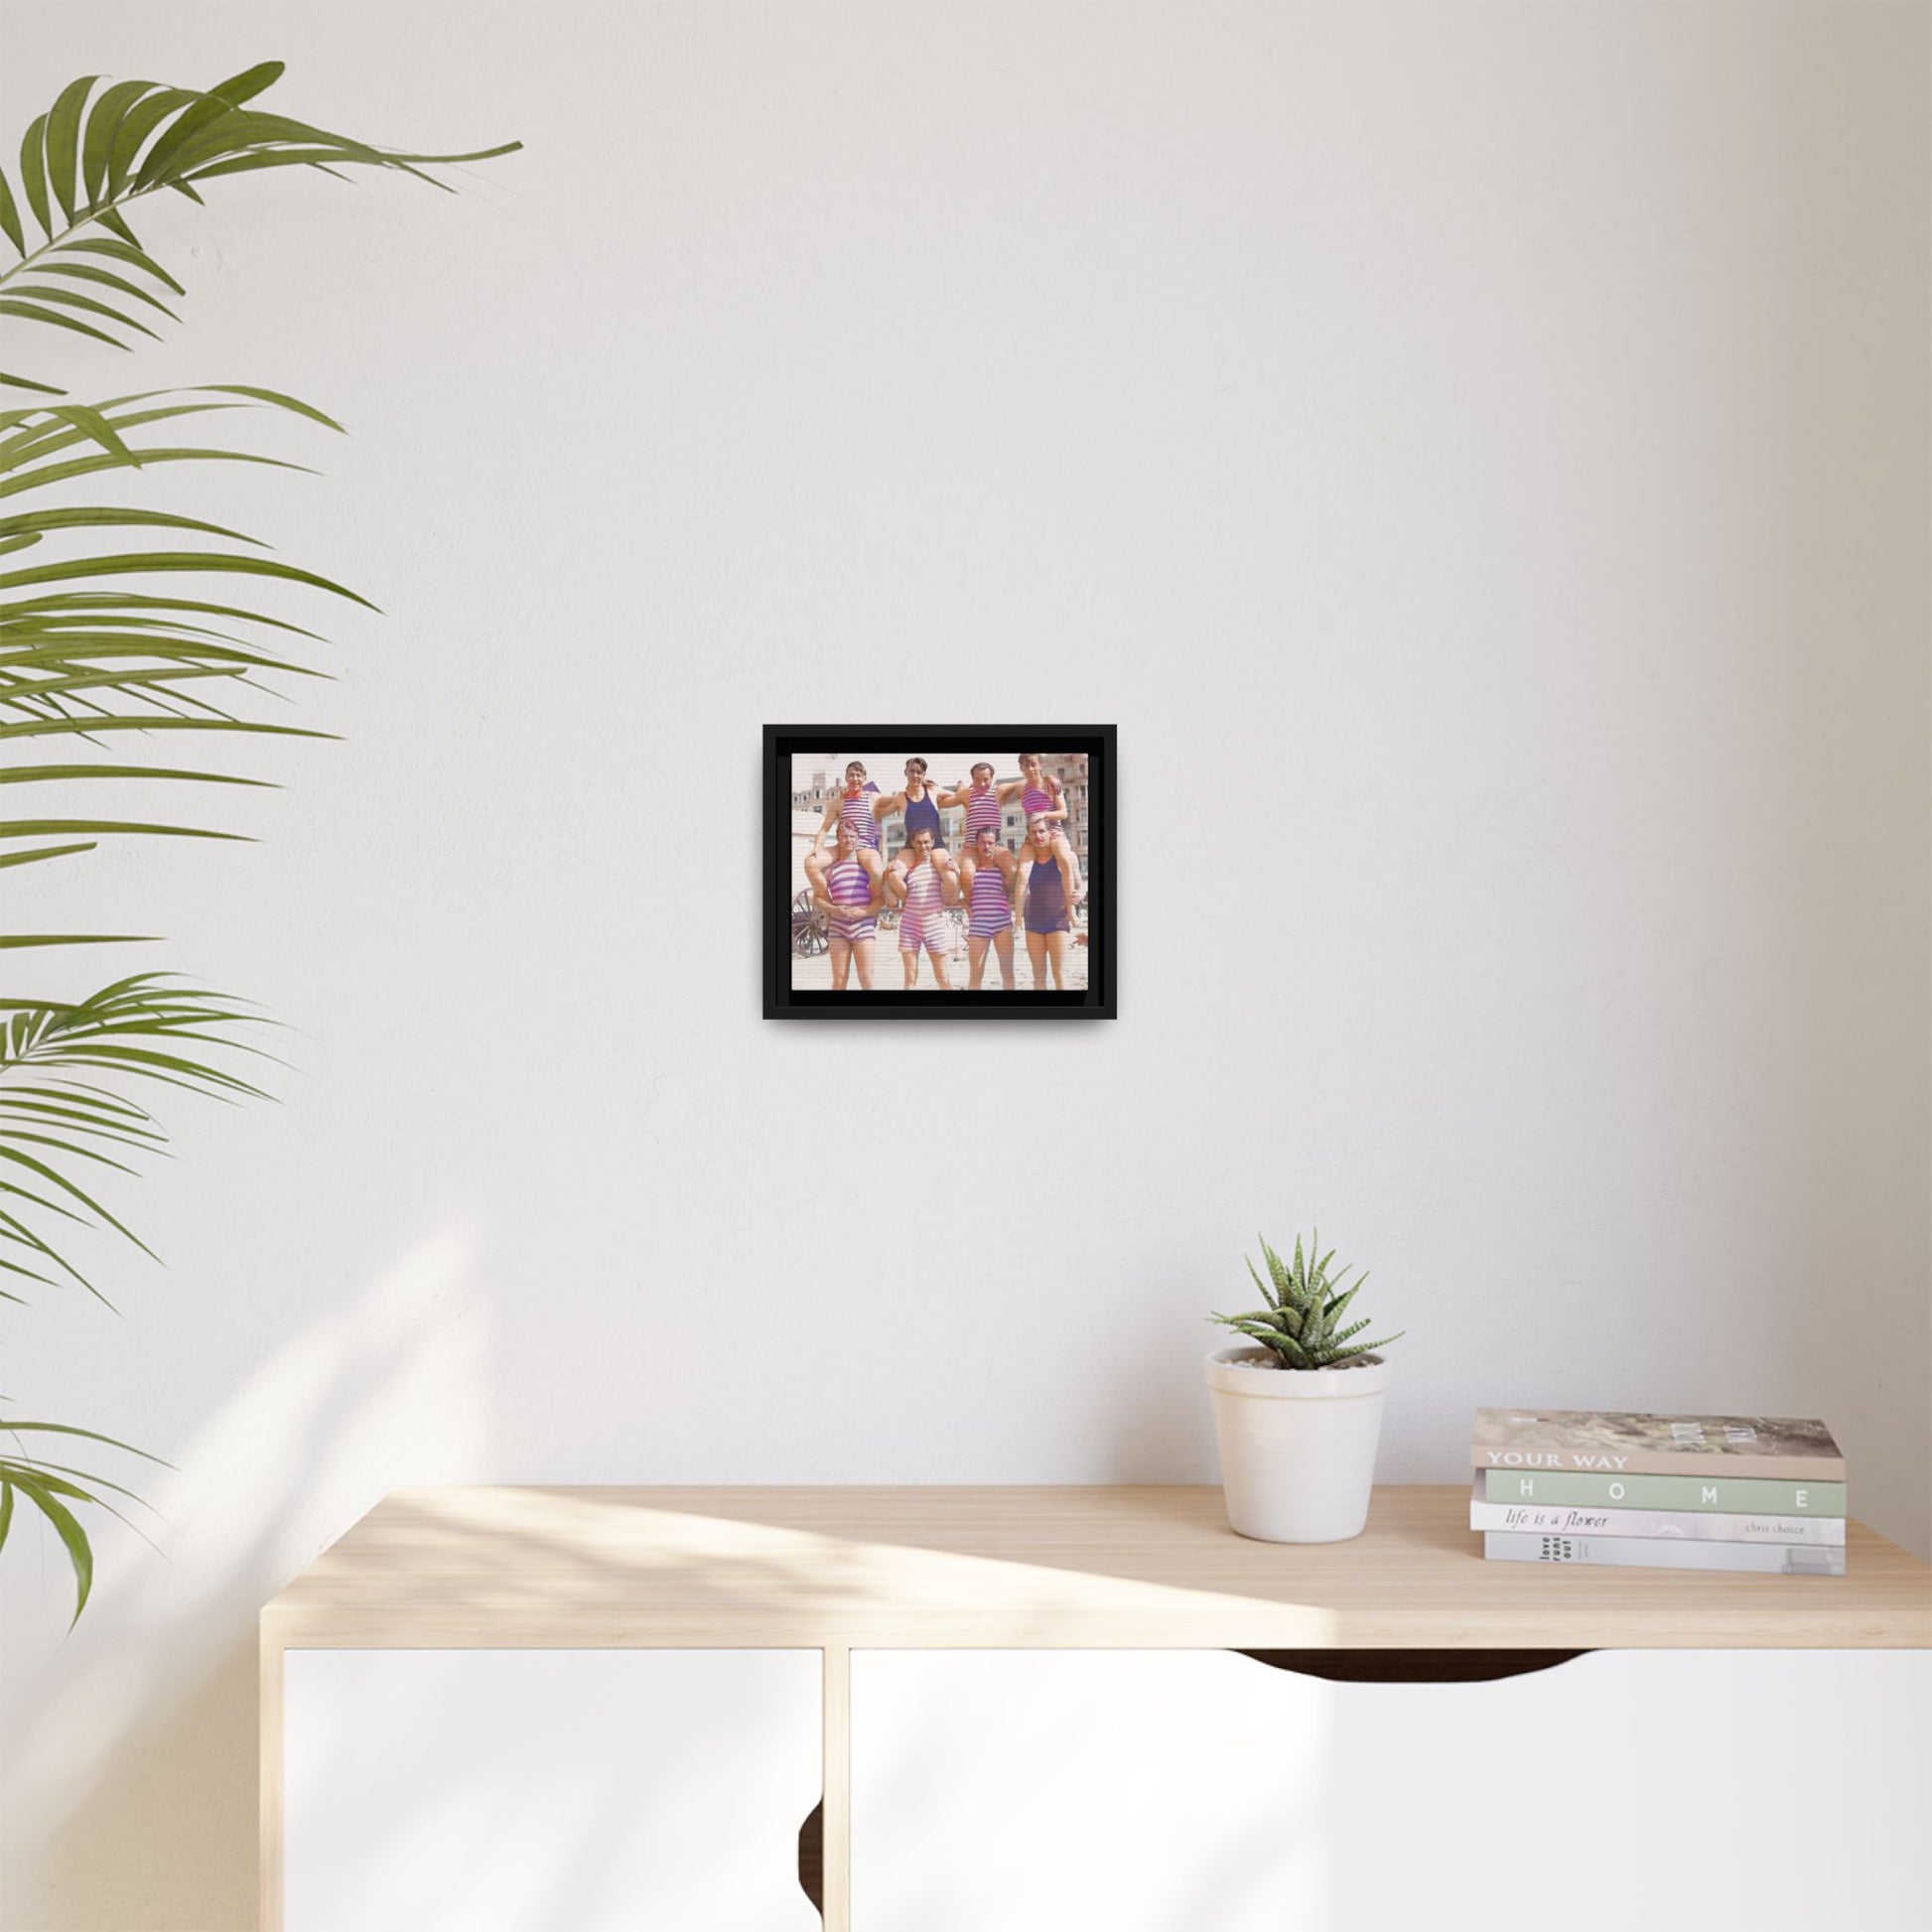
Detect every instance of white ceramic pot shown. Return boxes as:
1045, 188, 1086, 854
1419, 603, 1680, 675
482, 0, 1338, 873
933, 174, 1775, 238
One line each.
1203, 1346, 1392, 1543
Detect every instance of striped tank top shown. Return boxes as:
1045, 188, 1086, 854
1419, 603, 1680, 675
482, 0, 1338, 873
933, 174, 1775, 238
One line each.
968, 860, 1012, 937
1024, 856, 1068, 934
1021, 779, 1058, 821
839, 782, 880, 848
963, 784, 1003, 836
827, 856, 876, 937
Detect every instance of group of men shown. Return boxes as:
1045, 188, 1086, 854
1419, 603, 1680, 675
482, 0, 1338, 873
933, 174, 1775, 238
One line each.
801, 754, 1086, 991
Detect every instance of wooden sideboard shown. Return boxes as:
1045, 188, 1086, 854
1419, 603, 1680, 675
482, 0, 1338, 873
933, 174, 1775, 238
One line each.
261, 1484, 1932, 1930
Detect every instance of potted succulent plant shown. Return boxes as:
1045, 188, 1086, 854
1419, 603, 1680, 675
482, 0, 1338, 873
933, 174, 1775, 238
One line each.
1204, 1233, 1403, 1544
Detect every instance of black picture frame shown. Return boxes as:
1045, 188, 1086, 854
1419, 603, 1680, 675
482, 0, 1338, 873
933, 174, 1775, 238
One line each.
764, 725, 1117, 1019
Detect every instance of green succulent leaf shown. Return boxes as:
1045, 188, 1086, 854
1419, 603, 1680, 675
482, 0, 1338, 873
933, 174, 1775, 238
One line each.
1244, 1254, 1277, 1311
1257, 1235, 1288, 1303
1350, 1333, 1404, 1356
1231, 1234, 1398, 1370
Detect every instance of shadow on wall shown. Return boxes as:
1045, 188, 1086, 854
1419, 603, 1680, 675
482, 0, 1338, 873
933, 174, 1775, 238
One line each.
4, 1223, 489, 1932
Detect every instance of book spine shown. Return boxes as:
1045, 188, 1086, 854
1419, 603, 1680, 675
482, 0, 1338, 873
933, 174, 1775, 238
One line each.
1482, 1469, 1846, 1515
1483, 1532, 1845, 1577
1469, 1498, 1846, 1545
1469, 1448, 1845, 1481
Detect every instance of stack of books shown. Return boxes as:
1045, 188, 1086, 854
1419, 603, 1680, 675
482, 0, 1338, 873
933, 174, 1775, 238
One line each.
1469, 1408, 1846, 1576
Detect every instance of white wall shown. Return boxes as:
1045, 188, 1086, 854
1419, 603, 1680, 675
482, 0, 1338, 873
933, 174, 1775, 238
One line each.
4, 3, 1926, 1926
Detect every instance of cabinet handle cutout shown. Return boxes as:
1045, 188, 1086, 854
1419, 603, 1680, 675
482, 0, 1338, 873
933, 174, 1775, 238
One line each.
1236, 1648, 1588, 1684
797, 1797, 824, 1917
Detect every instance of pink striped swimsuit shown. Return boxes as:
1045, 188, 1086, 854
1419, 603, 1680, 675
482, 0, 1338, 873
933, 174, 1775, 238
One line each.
1021, 779, 1060, 823
839, 783, 881, 849
897, 860, 947, 953
963, 785, 1003, 836
968, 860, 1012, 937
826, 856, 876, 940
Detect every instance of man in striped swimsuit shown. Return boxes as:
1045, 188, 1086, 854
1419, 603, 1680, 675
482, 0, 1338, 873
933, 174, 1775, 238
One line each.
809, 759, 884, 861
809, 817, 884, 989
885, 826, 957, 989
941, 760, 1024, 917
963, 823, 1020, 989
1017, 752, 1082, 910
804, 759, 883, 934
881, 757, 961, 903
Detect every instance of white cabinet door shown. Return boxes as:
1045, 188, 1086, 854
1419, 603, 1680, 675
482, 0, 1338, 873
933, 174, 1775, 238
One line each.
285, 1648, 821, 1932
851, 1648, 1931, 1932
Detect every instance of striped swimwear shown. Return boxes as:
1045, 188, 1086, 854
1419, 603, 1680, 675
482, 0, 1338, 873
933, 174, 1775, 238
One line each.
897, 860, 947, 953
1024, 856, 1069, 934
968, 861, 1012, 937
826, 856, 876, 941
839, 782, 881, 848
962, 785, 1003, 837
1021, 779, 1059, 823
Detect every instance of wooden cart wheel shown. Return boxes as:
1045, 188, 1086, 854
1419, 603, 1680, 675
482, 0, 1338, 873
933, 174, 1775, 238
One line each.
791, 890, 828, 957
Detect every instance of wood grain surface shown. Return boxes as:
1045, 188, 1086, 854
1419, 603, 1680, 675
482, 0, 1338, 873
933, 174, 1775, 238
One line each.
262, 1484, 1932, 1651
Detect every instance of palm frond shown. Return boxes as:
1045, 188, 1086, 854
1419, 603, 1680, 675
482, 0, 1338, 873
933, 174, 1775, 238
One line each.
0, 975, 270, 1303
0, 64, 518, 392
0, 385, 349, 945
1, 62, 516, 1623
0, 1416, 170, 1623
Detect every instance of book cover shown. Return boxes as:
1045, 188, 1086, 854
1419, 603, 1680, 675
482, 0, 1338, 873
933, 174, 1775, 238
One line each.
1469, 1408, 1844, 1480
1467, 1478, 1845, 1546
1481, 1469, 1846, 1516
1483, 1531, 1845, 1577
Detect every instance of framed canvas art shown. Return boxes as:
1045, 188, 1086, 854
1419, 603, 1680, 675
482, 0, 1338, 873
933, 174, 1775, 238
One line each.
763, 725, 1116, 1019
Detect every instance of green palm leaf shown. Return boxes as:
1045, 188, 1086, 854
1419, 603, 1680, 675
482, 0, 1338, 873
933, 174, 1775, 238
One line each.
3, 1473, 92, 1621
0, 1418, 170, 1621
1, 62, 515, 1622
0, 64, 518, 391
0, 387, 348, 945
0, 974, 269, 1294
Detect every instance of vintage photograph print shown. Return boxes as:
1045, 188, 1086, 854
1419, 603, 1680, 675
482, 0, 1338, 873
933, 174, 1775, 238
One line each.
764, 726, 1116, 1018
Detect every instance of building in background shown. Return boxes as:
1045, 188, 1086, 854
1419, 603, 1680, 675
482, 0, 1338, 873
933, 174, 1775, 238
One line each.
792, 768, 840, 814
1037, 752, 1090, 870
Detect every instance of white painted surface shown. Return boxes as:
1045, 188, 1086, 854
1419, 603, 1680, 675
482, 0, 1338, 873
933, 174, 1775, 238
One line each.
1204, 1347, 1392, 1542
283, 1648, 821, 1932
852, 1649, 1932, 1931
2, 3, 1925, 1926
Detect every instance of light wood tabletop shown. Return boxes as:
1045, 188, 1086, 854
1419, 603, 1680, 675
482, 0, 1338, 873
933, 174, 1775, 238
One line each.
261, 1483, 1932, 1651
259, 1484, 1932, 1928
